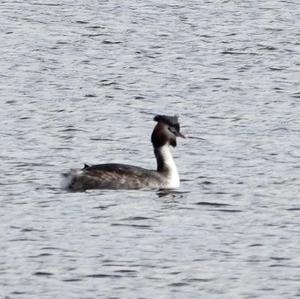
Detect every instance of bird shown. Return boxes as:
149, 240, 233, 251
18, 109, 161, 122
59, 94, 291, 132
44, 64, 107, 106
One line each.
62, 115, 185, 191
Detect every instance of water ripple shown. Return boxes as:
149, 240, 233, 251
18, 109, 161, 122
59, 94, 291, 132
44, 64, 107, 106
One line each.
1, 0, 299, 298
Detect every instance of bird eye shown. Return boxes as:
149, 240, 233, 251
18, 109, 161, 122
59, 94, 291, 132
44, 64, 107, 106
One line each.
168, 126, 177, 135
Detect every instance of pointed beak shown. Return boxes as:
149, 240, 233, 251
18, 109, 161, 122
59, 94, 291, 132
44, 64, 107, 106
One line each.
168, 126, 186, 138
176, 131, 185, 138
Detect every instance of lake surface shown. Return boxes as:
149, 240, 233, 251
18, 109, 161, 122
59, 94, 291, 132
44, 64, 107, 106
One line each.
1, 1, 300, 298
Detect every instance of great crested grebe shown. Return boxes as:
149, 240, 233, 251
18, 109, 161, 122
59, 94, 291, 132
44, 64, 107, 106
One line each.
62, 115, 185, 191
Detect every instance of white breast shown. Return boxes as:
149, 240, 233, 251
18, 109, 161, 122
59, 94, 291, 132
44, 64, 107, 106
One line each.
158, 145, 180, 188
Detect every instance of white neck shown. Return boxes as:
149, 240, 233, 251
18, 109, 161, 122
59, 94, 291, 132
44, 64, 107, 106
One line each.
154, 145, 180, 188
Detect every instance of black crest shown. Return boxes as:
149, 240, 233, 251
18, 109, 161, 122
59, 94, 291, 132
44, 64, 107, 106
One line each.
153, 115, 180, 132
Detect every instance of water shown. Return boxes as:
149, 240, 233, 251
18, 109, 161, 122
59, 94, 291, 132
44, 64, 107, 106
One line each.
1, 1, 300, 298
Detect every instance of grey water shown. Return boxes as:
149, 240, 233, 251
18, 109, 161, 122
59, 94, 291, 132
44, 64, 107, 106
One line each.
1, 0, 300, 298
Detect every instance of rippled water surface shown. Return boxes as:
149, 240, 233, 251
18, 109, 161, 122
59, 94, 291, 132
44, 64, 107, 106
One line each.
1, 1, 300, 298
